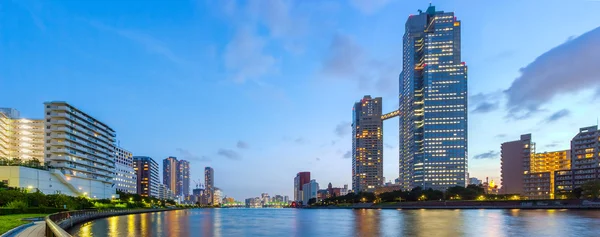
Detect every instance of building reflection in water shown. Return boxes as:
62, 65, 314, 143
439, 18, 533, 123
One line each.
353, 209, 381, 236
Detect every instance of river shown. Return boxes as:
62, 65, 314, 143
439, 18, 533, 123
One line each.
68, 208, 600, 237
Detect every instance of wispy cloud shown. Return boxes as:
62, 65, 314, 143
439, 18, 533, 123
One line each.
505, 26, 600, 117
334, 121, 351, 137
316, 157, 321, 161
217, 148, 241, 160
470, 91, 503, 114
90, 21, 190, 66
176, 148, 211, 162
224, 26, 277, 83
236, 140, 249, 149
320, 33, 399, 94
544, 109, 570, 123
473, 150, 500, 159
343, 150, 352, 159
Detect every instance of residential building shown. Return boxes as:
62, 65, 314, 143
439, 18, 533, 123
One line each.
284, 196, 289, 203
341, 184, 349, 196
213, 188, 222, 205
524, 150, 570, 199
44, 101, 116, 199
399, 5, 468, 191
133, 156, 160, 198
352, 95, 383, 193
0, 108, 45, 162
555, 126, 600, 197
500, 134, 534, 195
302, 179, 319, 205
570, 126, 600, 187
294, 172, 310, 202
179, 160, 190, 197
205, 167, 214, 204
163, 156, 178, 195
114, 146, 136, 194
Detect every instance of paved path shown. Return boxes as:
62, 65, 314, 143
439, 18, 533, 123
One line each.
13, 221, 45, 237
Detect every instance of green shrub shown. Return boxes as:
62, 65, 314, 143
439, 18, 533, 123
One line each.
5, 200, 28, 210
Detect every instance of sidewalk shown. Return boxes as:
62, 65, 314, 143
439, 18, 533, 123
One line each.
13, 221, 45, 237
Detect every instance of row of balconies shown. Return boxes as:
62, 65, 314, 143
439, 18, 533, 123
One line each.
49, 134, 113, 158
48, 148, 114, 168
47, 107, 115, 137
48, 117, 115, 146
49, 122, 115, 149
50, 154, 114, 173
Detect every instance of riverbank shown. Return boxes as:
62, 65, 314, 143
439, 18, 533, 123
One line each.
310, 199, 600, 210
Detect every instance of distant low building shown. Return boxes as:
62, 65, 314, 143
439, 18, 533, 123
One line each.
302, 179, 319, 205
468, 177, 482, 186
374, 184, 402, 195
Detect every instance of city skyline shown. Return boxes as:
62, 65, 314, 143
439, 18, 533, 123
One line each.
2, 1, 600, 200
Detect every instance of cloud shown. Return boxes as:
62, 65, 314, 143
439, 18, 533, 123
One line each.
176, 148, 211, 162
350, 0, 392, 15
505, 26, 600, 117
334, 121, 351, 137
224, 27, 277, 83
316, 157, 321, 161
294, 137, 306, 144
217, 149, 241, 160
320, 33, 399, 94
473, 150, 499, 159
90, 21, 189, 66
343, 150, 352, 159
384, 143, 395, 149
544, 109, 570, 123
236, 140, 249, 149
470, 92, 502, 114
495, 134, 507, 139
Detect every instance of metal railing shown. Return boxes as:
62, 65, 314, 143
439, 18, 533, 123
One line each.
45, 208, 173, 237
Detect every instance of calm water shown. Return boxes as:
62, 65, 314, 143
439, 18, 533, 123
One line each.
69, 208, 600, 237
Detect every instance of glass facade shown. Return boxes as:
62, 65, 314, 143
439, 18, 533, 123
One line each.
399, 5, 468, 190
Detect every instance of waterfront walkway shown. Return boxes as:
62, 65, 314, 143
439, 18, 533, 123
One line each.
12, 221, 45, 237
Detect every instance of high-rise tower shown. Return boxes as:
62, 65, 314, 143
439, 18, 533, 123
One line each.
163, 156, 178, 194
352, 95, 383, 193
399, 5, 468, 190
205, 167, 214, 204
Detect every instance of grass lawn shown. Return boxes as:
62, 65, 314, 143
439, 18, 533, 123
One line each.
0, 214, 46, 235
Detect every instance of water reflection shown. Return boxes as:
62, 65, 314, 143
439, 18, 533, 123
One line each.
69, 209, 600, 237
354, 209, 380, 236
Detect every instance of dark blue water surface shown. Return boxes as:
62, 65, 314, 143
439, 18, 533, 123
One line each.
68, 208, 600, 237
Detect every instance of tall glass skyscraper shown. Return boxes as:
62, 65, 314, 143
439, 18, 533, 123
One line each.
399, 5, 468, 190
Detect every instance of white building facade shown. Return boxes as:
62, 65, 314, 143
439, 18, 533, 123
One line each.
0, 109, 45, 162
115, 146, 136, 194
302, 179, 319, 205
44, 102, 117, 199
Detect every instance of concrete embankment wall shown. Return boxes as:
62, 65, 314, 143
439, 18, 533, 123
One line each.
46, 208, 181, 237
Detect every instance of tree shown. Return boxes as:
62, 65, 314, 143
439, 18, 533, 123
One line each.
581, 180, 600, 199
573, 188, 584, 199
308, 198, 316, 205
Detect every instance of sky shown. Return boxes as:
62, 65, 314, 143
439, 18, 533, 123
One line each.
1, 0, 600, 200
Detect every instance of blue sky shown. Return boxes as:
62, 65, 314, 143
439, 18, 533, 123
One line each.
1, 0, 600, 200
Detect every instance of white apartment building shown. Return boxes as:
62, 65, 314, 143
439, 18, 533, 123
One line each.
0, 108, 45, 162
44, 101, 117, 199
115, 146, 136, 194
